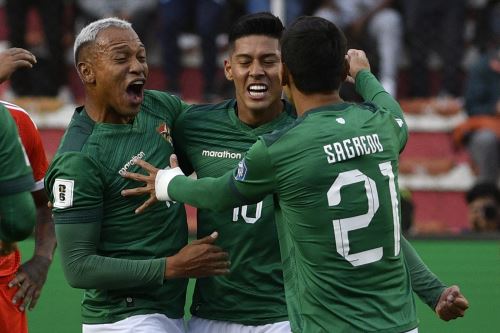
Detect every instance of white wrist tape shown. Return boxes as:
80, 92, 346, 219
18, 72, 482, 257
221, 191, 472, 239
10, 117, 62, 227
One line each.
155, 167, 184, 201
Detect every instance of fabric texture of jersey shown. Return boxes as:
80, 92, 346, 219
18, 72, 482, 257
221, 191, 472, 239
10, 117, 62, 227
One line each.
45, 90, 189, 324
173, 100, 295, 325
169, 71, 418, 332
0, 105, 34, 196
3, 100, 49, 191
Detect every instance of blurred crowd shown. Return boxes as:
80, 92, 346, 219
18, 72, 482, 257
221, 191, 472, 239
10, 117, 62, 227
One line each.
0, 0, 498, 231
0, 0, 499, 100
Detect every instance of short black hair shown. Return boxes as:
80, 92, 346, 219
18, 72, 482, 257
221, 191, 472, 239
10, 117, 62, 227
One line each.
281, 16, 347, 94
466, 182, 500, 204
228, 12, 284, 50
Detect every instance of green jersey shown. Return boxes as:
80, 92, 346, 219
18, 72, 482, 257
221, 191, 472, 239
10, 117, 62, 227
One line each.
45, 90, 189, 324
173, 100, 295, 324
0, 105, 34, 195
169, 71, 418, 332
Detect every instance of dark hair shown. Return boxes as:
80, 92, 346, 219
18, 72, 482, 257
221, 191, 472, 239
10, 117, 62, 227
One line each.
228, 12, 284, 50
466, 182, 500, 204
281, 16, 347, 93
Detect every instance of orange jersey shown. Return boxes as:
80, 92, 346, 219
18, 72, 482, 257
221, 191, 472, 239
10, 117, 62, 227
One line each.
2, 100, 49, 191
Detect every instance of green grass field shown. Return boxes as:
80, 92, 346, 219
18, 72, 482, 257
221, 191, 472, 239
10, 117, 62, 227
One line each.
19, 239, 499, 333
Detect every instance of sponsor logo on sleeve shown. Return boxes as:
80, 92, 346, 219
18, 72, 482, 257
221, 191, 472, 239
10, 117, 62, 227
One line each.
395, 118, 404, 128
234, 159, 248, 181
53, 179, 74, 209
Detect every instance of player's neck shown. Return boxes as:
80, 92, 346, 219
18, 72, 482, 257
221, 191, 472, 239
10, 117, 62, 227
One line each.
84, 97, 134, 124
236, 99, 284, 127
293, 90, 343, 116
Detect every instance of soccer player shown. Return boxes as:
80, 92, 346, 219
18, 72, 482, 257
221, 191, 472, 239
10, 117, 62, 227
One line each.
123, 13, 468, 333
0, 106, 36, 333
0, 48, 57, 311
44, 18, 229, 333
2, 99, 56, 312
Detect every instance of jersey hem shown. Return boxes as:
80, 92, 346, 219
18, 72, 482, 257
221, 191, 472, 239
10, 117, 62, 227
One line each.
192, 311, 289, 326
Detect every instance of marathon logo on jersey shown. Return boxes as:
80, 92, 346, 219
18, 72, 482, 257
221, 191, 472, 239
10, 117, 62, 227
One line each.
53, 179, 74, 209
118, 151, 145, 176
234, 159, 248, 181
157, 123, 173, 146
202, 150, 243, 160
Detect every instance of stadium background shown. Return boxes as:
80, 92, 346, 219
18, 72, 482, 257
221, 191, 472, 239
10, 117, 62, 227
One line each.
0, 0, 499, 332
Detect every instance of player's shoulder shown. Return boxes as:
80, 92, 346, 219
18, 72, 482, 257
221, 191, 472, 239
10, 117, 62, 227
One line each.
185, 99, 236, 116
142, 90, 185, 112
176, 99, 236, 124
260, 116, 302, 147
55, 106, 96, 156
1, 100, 35, 124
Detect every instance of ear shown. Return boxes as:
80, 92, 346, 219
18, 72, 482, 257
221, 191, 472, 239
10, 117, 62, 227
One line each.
224, 59, 233, 81
281, 63, 290, 87
342, 57, 350, 82
77, 61, 95, 84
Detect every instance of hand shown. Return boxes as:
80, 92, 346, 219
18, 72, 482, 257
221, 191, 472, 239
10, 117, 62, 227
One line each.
121, 155, 183, 213
0, 48, 37, 84
8, 255, 51, 311
435, 285, 469, 321
165, 232, 230, 278
345, 49, 371, 83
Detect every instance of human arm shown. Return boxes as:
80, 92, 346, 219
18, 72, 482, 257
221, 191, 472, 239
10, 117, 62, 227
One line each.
47, 154, 229, 289
402, 237, 469, 320
9, 189, 56, 311
0, 108, 36, 247
122, 140, 276, 212
7, 106, 56, 310
0, 48, 36, 84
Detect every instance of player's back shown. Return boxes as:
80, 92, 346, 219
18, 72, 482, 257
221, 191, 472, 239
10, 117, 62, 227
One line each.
263, 101, 417, 332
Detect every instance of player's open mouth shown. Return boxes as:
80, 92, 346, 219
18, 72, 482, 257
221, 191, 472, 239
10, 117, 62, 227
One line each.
247, 84, 268, 98
126, 79, 145, 105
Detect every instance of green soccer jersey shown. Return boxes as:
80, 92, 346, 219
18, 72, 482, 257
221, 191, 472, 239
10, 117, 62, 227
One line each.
45, 90, 189, 324
0, 105, 34, 195
173, 100, 296, 324
169, 71, 418, 332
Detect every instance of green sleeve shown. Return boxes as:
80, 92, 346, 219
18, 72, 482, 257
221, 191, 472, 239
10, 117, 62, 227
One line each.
55, 220, 165, 290
0, 191, 36, 242
402, 237, 446, 310
0, 106, 34, 195
355, 69, 408, 150
46, 153, 165, 289
355, 69, 405, 119
169, 138, 276, 211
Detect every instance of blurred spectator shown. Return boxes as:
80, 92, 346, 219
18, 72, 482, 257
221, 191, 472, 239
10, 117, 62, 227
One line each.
465, 182, 500, 232
6, 0, 65, 97
456, 48, 500, 184
314, 0, 402, 96
75, 0, 158, 49
403, 0, 467, 97
245, 0, 304, 25
453, 1, 500, 185
160, 0, 227, 101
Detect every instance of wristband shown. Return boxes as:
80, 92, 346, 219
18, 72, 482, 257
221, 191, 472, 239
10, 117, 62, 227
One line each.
155, 167, 184, 201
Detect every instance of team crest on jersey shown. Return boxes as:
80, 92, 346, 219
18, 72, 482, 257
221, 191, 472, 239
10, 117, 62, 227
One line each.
157, 123, 173, 146
234, 159, 248, 181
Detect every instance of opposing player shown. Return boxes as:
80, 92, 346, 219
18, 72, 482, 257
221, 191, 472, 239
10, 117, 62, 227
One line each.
1, 99, 56, 313
123, 13, 469, 332
0, 106, 36, 333
44, 18, 229, 332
